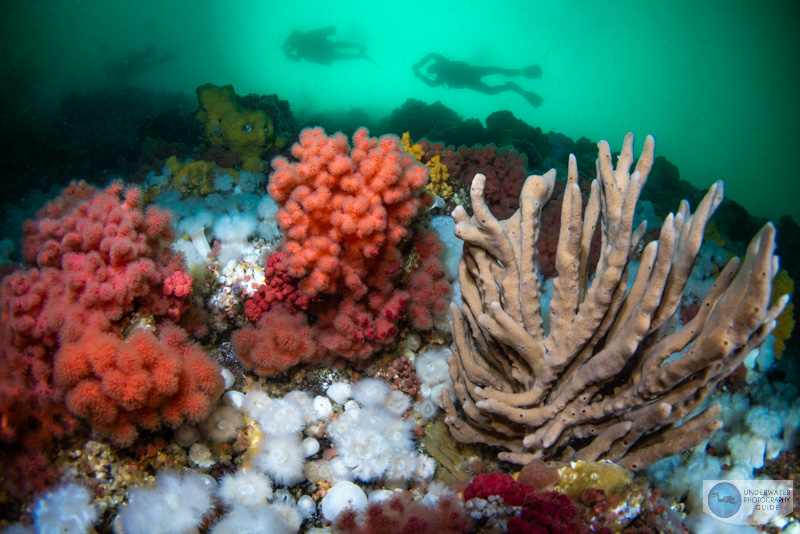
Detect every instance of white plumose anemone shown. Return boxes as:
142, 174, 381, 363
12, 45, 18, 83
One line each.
217, 470, 273, 508
241, 390, 272, 420
384, 390, 412, 415
351, 378, 390, 407
256, 398, 306, 437
119, 471, 216, 534
255, 435, 306, 486
338, 426, 392, 481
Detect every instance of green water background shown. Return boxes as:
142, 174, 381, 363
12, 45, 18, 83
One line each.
2, 0, 798, 221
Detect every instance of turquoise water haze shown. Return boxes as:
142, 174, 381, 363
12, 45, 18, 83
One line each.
1, 3, 800, 531
2, 0, 798, 221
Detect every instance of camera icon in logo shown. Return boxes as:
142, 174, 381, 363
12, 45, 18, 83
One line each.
708, 482, 742, 519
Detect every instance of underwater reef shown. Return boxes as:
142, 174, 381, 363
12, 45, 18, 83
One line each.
0, 83, 798, 534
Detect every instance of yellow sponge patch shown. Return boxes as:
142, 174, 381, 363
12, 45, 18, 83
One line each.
196, 83, 275, 160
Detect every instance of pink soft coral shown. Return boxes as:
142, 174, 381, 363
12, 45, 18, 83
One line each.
232, 304, 319, 376
0, 181, 217, 457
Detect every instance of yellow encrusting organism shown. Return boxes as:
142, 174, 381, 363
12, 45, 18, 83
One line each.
771, 269, 795, 358
196, 83, 275, 161
164, 156, 239, 198
402, 132, 453, 199
426, 155, 453, 199
555, 461, 633, 498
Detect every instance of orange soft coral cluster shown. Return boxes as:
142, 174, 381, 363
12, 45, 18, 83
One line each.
268, 127, 428, 299
54, 323, 223, 446
233, 128, 440, 376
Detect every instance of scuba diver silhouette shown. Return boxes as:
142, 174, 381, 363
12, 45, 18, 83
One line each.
283, 26, 378, 66
102, 45, 176, 83
412, 53, 543, 107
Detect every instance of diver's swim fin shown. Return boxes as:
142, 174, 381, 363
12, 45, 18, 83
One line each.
523, 91, 543, 107
362, 53, 381, 68
523, 65, 542, 79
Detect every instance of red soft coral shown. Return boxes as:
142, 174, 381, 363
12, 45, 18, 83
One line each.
405, 232, 451, 331
232, 305, 319, 376
420, 141, 528, 219
243, 252, 311, 322
333, 493, 471, 534
507, 491, 592, 534
233, 128, 434, 376
464, 472, 534, 507
315, 290, 408, 361
464, 472, 594, 534
163, 271, 193, 298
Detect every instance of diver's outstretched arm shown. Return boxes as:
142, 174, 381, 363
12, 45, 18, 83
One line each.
412, 53, 445, 86
412, 65, 438, 87
282, 43, 301, 61
417, 52, 446, 65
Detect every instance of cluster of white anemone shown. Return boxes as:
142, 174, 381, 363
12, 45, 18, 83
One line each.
324, 378, 435, 484
413, 346, 457, 423
9, 373, 445, 533
229, 377, 436, 492
114, 467, 301, 534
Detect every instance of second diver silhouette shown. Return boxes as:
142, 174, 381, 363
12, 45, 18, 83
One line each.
102, 45, 176, 83
412, 53, 543, 107
283, 26, 378, 67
